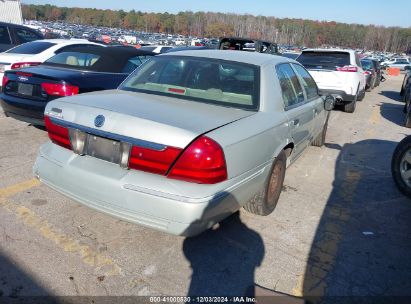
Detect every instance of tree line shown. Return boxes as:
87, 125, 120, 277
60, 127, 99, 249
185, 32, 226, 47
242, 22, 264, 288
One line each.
22, 4, 411, 53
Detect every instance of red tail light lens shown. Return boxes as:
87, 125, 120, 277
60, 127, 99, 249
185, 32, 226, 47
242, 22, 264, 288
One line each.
1, 75, 8, 88
41, 83, 79, 97
364, 71, 371, 75
168, 136, 227, 184
128, 145, 182, 175
44, 116, 72, 150
336, 65, 358, 72
11, 62, 41, 69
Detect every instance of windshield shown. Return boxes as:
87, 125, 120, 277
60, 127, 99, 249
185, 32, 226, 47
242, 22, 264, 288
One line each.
6, 42, 56, 54
361, 60, 373, 70
297, 51, 351, 69
119, 56, 260, 110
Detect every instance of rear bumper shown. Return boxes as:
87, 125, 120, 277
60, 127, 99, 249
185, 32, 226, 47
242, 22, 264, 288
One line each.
0, 93, 46, 125
33, 142, 270, 236
319, 89, 356, 104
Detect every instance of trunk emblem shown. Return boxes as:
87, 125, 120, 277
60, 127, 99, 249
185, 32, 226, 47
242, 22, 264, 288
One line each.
18, 76, 28, 81
94, 115, 105, 128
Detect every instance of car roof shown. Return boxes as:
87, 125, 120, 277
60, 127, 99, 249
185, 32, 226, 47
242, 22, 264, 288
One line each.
159, 49, 291, 66
28, 39, 97, 45
0, 22, 35, 29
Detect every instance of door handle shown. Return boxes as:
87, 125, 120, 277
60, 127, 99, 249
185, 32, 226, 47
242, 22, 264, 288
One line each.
293, 119, 300, 126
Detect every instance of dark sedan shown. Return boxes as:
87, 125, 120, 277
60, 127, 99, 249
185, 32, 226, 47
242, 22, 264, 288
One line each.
1, 46, 153, 125
361, 59, 377, 91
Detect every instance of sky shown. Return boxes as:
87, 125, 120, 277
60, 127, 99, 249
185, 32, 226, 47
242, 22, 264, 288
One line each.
22, 0, 411, 28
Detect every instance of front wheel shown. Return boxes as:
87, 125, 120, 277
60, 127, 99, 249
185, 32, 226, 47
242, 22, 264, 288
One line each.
243, 150, 287, 215
391, 136, 411, 198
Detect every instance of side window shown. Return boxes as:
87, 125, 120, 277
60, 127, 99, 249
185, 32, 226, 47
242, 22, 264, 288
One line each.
122, 56, 151, 74
14, 28, 42, 44
276, 63, 305, 108
292, 64, 319, 100
0, 26, 11, 44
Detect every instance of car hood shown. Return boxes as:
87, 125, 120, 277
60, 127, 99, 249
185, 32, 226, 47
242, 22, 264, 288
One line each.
46, 89, 256, 148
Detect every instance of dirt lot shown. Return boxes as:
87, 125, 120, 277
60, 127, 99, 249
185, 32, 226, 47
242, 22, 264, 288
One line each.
0, 75, 410, 301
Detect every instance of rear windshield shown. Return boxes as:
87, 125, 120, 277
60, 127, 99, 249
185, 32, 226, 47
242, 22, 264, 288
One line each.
119, 56, 260, 110
44, 51, 101, 69
6, 41, 56, 54
297, 51, 350, 69
361, 60, 373, 70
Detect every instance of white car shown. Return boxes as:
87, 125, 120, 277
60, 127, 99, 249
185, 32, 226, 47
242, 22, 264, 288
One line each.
140, 45, 174, 54
0, 39, 102, 87
382, 58, 411, 71
174, 38, 186, 46
297, 49, 366, 113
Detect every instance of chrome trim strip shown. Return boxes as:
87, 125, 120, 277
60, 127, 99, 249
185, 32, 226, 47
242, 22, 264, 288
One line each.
49, 117, 167, 151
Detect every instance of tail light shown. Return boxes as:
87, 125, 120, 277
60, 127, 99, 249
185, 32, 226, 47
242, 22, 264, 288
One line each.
44, 116, 72, 150
1, 75, 8, 88
11, 62, 41, 69
168, 136, 227, 184
41, 83, 79, 97
128, 145, 182, 175
364, 71, 371, 75
336, 65, 358, 72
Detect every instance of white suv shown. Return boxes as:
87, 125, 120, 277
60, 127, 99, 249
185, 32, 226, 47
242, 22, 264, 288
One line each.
297, 49, 366, 113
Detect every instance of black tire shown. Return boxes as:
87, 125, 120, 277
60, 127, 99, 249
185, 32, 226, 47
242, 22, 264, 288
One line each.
243, 150, 287, 216
344, 99, 356, 113
358, 87, 365, 101
391, 136, 411, 198
312, 113, 329, 147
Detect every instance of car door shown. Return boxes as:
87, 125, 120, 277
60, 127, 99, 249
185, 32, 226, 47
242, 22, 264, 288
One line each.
276, 63, 314, 158
291, 63, 326, 138
0, 25, 13, 52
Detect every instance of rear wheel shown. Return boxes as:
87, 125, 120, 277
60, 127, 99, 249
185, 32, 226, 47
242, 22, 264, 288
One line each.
243, 150, 287, 216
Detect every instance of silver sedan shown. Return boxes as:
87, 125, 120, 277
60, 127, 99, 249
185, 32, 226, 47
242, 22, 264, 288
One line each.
33, 50, 334, 236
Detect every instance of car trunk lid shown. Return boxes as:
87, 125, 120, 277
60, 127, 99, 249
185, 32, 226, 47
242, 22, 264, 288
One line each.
46, 89, 256, 149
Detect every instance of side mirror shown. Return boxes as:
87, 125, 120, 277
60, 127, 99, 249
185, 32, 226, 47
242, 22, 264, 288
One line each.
324, 95, 335, 111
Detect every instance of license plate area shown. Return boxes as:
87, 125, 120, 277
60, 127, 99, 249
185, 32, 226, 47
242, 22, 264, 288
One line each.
17, 83, 33, 96
85, 135, 121, 164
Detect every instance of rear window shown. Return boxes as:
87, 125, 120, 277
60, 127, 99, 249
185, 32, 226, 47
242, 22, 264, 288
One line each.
44, 51, 101, 69
0, 26, 11, 44
297, 51, 350, 69
120, 56, 260, 110
6, 41, 56, 54
361, 60, 373, 70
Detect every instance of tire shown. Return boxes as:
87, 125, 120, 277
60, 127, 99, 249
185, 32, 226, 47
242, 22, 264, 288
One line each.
391, 136, 411, 198
243, 150, 287, 216
312, 113, 329, 147
358, 87, 365, 101
344, 99, 356, 113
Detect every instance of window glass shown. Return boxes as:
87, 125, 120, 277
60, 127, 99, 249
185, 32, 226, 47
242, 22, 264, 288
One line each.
276, 63, 305, 108
0, 26, 11, 44
45, 52, 101, 68
297, 51, 350, 69
122, 55, 150, 74
14, 28, 42, 43
6, 41, 55, 54
292, 64, 318, 100
120, 56, 260, 110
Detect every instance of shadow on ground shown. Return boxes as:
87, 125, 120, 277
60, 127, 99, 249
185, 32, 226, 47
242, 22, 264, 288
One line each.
302, 139, 411, 303
183, 211, 264, 296
380, 102, 405, 127
379, 90, 402, 102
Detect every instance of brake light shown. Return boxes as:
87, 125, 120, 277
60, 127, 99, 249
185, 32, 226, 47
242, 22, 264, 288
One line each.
11, 62, 41, 69
41, 83, 79, 97
2, 75, 8, 88
44, 116, 71, 150
364, 71, 371, 75
128, 145, 182, 175
336, 65, 358, 72
168, 136, 227, 184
